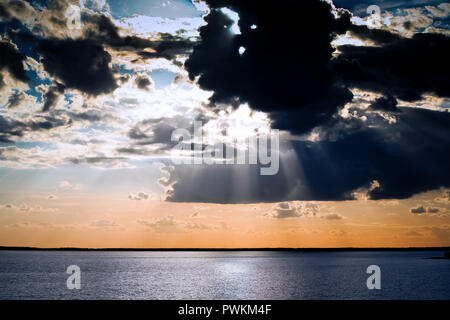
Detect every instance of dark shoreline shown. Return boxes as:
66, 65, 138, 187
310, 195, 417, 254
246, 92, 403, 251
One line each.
0, 246, 449, 252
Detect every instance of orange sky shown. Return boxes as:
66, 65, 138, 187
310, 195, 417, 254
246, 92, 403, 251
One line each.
1, 188, 449, 248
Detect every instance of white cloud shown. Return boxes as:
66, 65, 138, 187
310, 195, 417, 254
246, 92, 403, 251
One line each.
128, 191, 150, 200
59, 181, 82, 190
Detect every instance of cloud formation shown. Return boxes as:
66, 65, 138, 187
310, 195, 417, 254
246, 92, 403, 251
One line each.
334, 33, 450, 102
185, 0, 354, 134
37, 38, 117, 96
128, 192, 150, 201
186, 0, 450, 134
410, 205, 445, 215
1, 0, 449, 204
268, 202, 319, 219
164, 108, 450, 202
0, 40, 29, 84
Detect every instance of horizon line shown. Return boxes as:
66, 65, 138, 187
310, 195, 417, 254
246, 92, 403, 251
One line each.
1, 246, 449, 251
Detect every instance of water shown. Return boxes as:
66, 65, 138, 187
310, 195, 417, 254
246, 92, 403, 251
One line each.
0, 250, 449, 300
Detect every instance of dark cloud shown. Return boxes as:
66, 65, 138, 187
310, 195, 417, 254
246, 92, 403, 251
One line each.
135, 75, 152, 91
299, 108, 450, 201
69, 110, 112, 122
0, 113, 70, 143
118, 114, 216, 158
37, 38, 117, 96
0, 115, 24, 142
364, 109, 450, 200
42, 82, 65, 111
164, 162, 309, 203
334, 33, 450, 102
6, 90, 26, 108
185, 0, 354, 134
369, 95, 399, 112
82, 13, 195, 61
3, 10, 196, 97
27, 114, 69, 131
160, 0, 450, 202
139, 33, 196, 62
4, 13, 117, 96
129, 119, 177, 145
347, 23, 403, 44
116, 147, 149, 156
403, 21, 413, 30
0, 40, 29, 83
427, 207, 440, 214
410, 206, 442, 214
0, 3, 11, 20
126, 115, 203, 148
118, 73, 130, 84
165, 108, 450, 203
186, 0, 450, 134
67, 156, 126, 165
82, 13, 153, 50
410, 205, 426, 214
0, 135, 13, 143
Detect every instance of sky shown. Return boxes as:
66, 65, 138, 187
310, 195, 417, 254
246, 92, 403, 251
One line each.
0, 0, 449, 248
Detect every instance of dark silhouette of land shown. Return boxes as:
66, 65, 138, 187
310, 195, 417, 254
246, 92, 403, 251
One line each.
0, 246, 449, 252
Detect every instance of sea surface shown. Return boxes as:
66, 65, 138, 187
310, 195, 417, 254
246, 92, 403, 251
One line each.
0, 250, 449, 300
